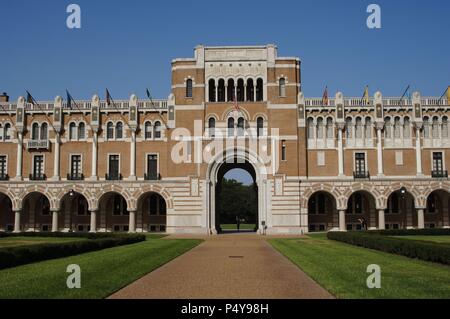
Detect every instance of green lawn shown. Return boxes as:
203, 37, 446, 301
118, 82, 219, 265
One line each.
221, 224, 256, 230
0, 236, 86, 248
0, 236, 201, 299
269, 233, 450, 299
391, 235, 450, 244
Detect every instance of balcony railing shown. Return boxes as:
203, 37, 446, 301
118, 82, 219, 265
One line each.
67, 173, 84, 181
105, 173, 122, 181
353, 171, 370, 180
144, 173, 161, 181
431, 170, 448, 178
29, 173, 46, 181
27, 140, 49, 150
0, 174, 9, 181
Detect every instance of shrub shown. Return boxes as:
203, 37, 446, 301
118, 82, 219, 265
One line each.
0, 234, 146, 270
327, 231, 450, 265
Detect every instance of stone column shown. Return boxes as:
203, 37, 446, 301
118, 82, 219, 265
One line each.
15, 132, 23, 180
91, 131, 98, 180
244, 84, 247, 101
89, 210, 97, 233
130, 130, 136, 180
337, 125, 345, 177
376, 123, 384, 176
417, 208, 425, 229
339, 210, 346, 231
378, 209, 385, 230
415, 124, 423, 176
128, 210, 136, 233
13, 210, 21, 233
215, 84, 218, 102
51, 210, 59, 232
52, 133, 61, 180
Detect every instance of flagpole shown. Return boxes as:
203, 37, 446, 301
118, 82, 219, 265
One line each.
26, 90, 58, 133
106, 89, 132, 130
146, 88, 169, 129
66, 90, 94, 130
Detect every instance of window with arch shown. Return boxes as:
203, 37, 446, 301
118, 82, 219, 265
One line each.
442, 116, 448, 138
237, 79, 245, 102
257, 117, 264, 137
345, 117, 353, 139
69, 122, 77, 140
307, 118, 314, 139
384, 117, 392, 138
394, 117, 401, 138
237, 117, 245, 136
423, 117, 430, 138
107, 122, 114, 140
32, 123, 40, 140
403, 117, 410, 138
208, 117, 216, 137
317, 118, 324, 139
154, 121, 162, 139
115, 122, 123, 139
78, 122, 86, 140
256, 78, 264, 101
326, 118, 334, 139
365, 118, 372, 139
3, 123, 11, 141
228, 118, 235, 137
144, 121, 152, 140
218, 79, 226, 102
355, 117, 363, 139
279, 78, 286, 97
246, 79, 254, 101
227, 79, 235, 101
208, 79, 216, 102
432, 116, 439, 138
40, 123, 48, 140
186, 79, 193, 98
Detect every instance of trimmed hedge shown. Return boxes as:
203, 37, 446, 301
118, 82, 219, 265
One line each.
0, 233, 146, 270
367, 228, 450, 237
327, 231, 450, 265
0, 232, 138, 239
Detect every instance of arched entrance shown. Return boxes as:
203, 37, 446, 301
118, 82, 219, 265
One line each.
206, 149, 268, 235
60, 191, 90, 232
308, 191, 337, 232
216, 165, 258, 233
22, 192, 51, 232
425, 190, 450, 228
346, 191, 377, 230
98, 192, 129, 232
137, 192, 167, 233
386, 189, 416, 229
0, 193, 13, 232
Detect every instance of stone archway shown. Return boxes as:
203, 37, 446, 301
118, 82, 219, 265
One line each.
206, 147, 268, 235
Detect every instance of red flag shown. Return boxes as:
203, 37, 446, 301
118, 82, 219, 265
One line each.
322, 86, 329, 106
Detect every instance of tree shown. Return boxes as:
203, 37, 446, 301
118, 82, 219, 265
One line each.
217, 178, 257, 224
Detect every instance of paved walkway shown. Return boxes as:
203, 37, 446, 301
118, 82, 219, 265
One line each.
109, 233, 334, 299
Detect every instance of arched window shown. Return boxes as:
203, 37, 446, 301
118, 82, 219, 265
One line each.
423, 117, 430, 138
442, 116, 448, 138
145, 122, 152, 140
394, 117, 401, 138
256, 78, 264, 101
40, 123, 48, 140
432, 116, 439, 138
227, 79, 235, 102
237, 117, 245, 136
218, 79, 225, 102
317, 118, 324, 139
307, 118, 314, 139
384, 117, 392, 138
237, 79, 245, 102
346, 117, 353, 139
208, 79, 216, 102
32, 123, 39, 140
257, 117, 264, 137
115, 122, 123, 139
279, 78, 286, 97
326, 118, 334, 139
228, 118, 235, 137
246, 79, 254, 101
107, 122, 114, 140
365, 118, 372, 139
69, 122, 77, 140
355, 117, 363, 139
78, 122, 85, 139
154, 121, 162, 139
208, 118, 216, 137
186, 79, 193, 98
3, 123, 11, 141
403, 117, 410, 138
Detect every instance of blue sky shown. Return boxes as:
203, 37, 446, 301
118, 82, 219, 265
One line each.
1, 0, 449, 102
